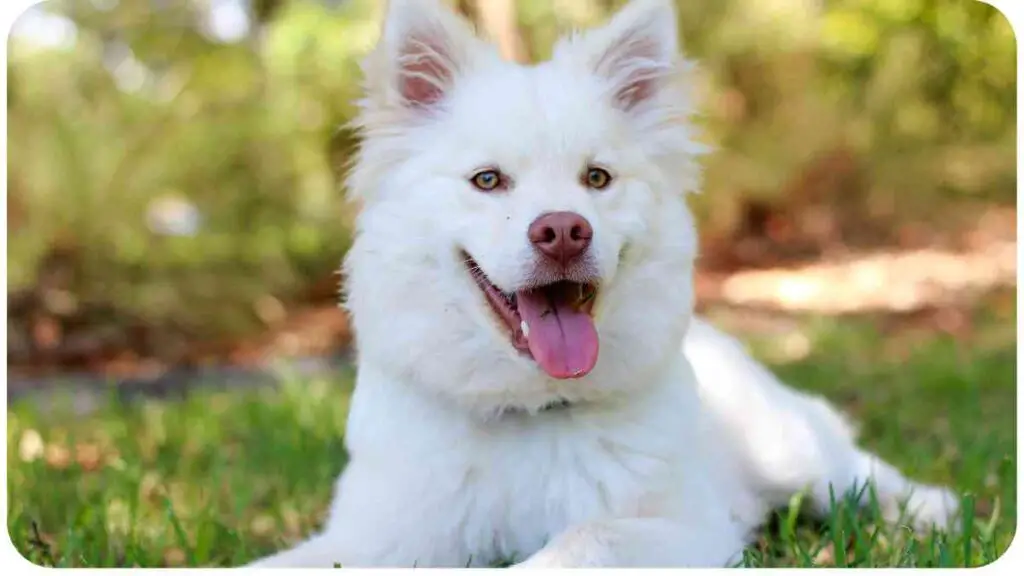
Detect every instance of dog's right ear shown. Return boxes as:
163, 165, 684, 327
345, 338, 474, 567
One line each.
361, 0, 487, 113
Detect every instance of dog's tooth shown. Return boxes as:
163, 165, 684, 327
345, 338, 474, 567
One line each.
520, 320, 530, 338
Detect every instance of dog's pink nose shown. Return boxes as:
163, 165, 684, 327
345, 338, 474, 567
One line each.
528, 211, 593, 265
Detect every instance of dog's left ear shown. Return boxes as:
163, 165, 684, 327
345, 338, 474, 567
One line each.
556, 0, 681, 111
555, 0, 707, 193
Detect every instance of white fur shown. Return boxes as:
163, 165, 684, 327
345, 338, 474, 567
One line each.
248, 0, 959, 568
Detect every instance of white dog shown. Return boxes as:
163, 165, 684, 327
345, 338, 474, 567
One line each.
248, 0, 958, 567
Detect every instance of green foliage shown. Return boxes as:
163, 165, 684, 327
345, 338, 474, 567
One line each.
683, 0, 1016, 233
6, 0, 1016, 339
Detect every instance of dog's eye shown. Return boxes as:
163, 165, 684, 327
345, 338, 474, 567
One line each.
583, 167, 612, 190
470, 169, 504, 191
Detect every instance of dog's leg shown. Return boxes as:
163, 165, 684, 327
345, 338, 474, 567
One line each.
245, 534, 343, 568
512, 517, 746, 568
684, 318, 959, 532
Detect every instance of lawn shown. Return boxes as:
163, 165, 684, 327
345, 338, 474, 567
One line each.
6, 304, 1017, 568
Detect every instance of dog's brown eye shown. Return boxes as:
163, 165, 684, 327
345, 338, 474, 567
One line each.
583, 167, 612, 190
470, 170, 503, 191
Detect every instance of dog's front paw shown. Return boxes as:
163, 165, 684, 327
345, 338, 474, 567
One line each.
512, 529, 611, 568
894, 484, 961, 533
512, 548, 583, 569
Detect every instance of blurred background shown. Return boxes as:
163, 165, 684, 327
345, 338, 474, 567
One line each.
5, 0, 1016, 397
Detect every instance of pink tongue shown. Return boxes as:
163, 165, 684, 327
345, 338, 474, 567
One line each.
515, 285, 599, 379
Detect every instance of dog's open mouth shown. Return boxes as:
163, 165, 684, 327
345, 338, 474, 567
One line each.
464, 254, 599, 380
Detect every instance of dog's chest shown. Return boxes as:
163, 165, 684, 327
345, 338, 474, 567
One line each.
455, 415, 682, 564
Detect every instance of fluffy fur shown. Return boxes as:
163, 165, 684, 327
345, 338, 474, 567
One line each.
248, 0, 959, 567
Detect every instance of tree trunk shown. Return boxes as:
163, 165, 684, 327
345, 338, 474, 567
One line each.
473, 0, 528, 63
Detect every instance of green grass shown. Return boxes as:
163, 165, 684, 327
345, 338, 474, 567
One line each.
6, 312, 1016, 568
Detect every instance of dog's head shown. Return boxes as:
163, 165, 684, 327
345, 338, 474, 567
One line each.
344, 0, 705, 414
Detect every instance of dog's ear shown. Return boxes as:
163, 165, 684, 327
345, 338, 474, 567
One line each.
557, 0, 680, 111
362, 0, 486, 112
554, 0, 707, 194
